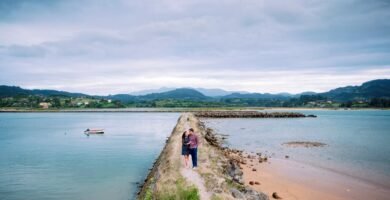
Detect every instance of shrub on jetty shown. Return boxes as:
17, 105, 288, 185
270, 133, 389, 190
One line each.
156, 178, 199, 200
144, 188, 153, 200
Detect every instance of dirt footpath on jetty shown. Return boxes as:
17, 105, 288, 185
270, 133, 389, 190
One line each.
138, 113, 269, 200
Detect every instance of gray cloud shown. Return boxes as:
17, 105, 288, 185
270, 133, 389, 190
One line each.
0, 0, 389, 94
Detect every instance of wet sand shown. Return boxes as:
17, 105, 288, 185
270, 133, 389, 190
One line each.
241, 157, 390, 200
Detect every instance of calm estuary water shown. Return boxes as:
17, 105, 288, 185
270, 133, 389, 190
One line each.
203, 110, 390, 188
0, 112, 179, 200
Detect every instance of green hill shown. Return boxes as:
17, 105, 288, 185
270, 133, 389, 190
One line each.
0, 85, 88, 98
139, 88, 209, 101
321, 79, 390, 101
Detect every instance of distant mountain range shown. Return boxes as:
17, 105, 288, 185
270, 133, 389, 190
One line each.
129, 87, 176, 96
1, 79, 389, 103
130, 87, 249, 97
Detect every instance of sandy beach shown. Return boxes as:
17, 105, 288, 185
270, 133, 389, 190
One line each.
241, 156, 390, 200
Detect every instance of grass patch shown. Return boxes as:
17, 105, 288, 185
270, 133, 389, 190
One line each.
156, 178, 200, 200
144, 188, 153, 200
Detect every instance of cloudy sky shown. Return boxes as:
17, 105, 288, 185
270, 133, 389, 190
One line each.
0, 0, 389, 95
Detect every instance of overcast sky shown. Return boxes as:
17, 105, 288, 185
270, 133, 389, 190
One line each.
0, 0, 389, 95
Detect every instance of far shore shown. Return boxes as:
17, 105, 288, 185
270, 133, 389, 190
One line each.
1, 107, 388, 113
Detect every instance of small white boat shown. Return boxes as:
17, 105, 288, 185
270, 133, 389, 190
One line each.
84, 128, 104, 135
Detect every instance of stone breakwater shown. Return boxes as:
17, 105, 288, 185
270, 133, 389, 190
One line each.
194, 111, 316, 118
138, 113, 270, 200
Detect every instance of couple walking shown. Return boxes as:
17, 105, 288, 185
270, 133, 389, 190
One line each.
181, 128, 199, 169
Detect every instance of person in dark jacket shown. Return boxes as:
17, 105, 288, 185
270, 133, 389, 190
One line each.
181, 131, 190, 168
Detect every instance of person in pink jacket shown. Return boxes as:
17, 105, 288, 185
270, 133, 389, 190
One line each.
187, 128, 199, 169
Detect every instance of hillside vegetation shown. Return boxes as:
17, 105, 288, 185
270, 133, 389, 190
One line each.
1, 79, 389, 109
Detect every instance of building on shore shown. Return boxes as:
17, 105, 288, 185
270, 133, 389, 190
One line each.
39, 102, 51, 109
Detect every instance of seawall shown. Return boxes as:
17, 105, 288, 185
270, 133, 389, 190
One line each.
137, 113, 270, 200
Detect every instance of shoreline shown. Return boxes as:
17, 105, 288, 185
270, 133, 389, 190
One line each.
1, 107, 389, 113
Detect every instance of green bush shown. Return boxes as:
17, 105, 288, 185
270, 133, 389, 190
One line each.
157, 178, 200, 200
144, 188, 153, 200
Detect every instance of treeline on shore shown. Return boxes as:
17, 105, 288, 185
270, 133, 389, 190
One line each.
1, 94, 390, 109
0, 95, 125, 109
1, 79, 390, 109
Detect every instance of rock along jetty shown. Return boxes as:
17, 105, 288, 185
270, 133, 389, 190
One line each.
194, 111, 315, 118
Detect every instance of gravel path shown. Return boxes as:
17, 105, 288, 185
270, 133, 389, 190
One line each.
180, 115, 211, 200
181, 167, 211, 200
